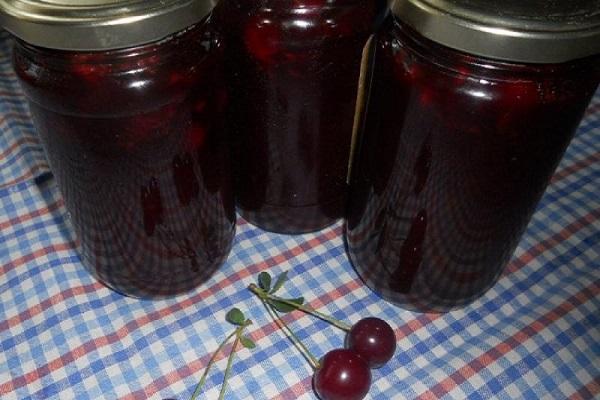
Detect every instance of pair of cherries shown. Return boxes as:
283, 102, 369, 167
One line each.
249, 272, 396, 400
314, 318, 396, 400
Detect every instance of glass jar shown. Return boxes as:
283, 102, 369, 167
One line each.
215, 0, 386, 234
346, 0, 600, 311
3, 0, 235, 298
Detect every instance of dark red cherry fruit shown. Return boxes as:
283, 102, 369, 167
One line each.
313, 348, 371, 400
346, 317, 396, 369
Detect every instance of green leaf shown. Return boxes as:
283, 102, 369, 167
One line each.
240, 335, 256, 349
269, 297, 304, 313
258, 271, 272, 292
270, 271, 289, 294
226, 308, 245, 326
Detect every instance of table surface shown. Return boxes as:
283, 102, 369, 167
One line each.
1, 30, 599, 400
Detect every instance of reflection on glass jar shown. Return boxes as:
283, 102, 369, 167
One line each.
347, 5, 600, 312
215, 0, 386, 234
9, 4, 235, 298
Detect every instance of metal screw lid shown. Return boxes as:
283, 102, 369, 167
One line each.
0, 0, 217, 51
391, 0, 600, 63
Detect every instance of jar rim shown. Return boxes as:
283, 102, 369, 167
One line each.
390, 0, 600, 63
0, 0, 216, 51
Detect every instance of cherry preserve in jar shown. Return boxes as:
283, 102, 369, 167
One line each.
214, 0, 386, 234
346, 0, 600, 311
1, 0, 235, 298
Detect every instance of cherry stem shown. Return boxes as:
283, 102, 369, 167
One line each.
248, 284, 352, 332
261, 297, 321, 370
190, 320, 252, 400
218, 333, 241, 400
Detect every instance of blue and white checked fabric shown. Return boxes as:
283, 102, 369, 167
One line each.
1, 28, 599, 400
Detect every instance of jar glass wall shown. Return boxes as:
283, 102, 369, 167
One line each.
13, 22, 235, 298
216, 0, 385, 234
346, 18, 600, 312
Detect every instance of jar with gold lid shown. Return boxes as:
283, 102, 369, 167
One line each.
1, 0, 235, 298
347, 0, 600, 311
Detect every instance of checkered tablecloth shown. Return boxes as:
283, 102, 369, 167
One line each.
1, 29, 599, 400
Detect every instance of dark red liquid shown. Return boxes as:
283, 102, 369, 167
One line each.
14, 22, 235, 298
346, 18, 599, 312
215, 0, 385, 233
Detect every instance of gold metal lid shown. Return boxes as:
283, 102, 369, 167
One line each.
391, 0, 600, 63
0, 0, 216, 50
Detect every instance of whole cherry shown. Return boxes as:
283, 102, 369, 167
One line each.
346, 317, 396, 368
313, 348, 372, 400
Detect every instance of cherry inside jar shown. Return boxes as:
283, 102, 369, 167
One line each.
13, 22, 235, 298
215, 0, 385, 234
346, 17, 600, 312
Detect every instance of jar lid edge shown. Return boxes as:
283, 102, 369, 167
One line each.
391, 0, 600, 63
0, 0, 217, 50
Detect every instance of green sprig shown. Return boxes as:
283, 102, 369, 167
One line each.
190, 309, 254, 400
248, 276, 352, 332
